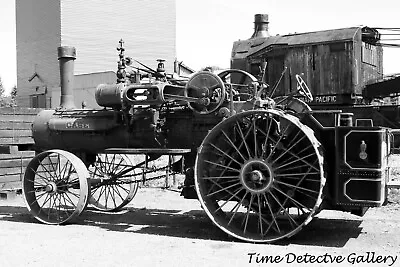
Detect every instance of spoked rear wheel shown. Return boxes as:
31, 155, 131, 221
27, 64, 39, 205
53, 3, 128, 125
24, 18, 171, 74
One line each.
195, 110, 325, 243
23, 150, 89, 224
88, 154, 139, 211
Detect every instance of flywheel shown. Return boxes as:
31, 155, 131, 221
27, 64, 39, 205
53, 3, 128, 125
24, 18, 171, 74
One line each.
195, 109, 325, 243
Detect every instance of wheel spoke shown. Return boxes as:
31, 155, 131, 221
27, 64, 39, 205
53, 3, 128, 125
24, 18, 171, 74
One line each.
30, 168, 50, 183
253, 118, 258, 158
59, 160, 69, 181
88, 154, 138, 211
64, 191, 77, 209
275, 172, 320, 177
26, 177, 46, 187
274, 143, 314, 168
265, 123, 292, 161
270, 134, 307, 165
221, 130, 247, 162
109, 185, 117, 208
66, 190, 81, 199
274, 152, 318, 172
206, 182, 242, 197
37, 158, 57, 182
206, 178, 242, 200
276, 163, 312, 173
257, 195, 264, 236
55, 194, 62, 222
47, 194, 56, 221
35, 192, 50, 212
209, 142, 243, 166
113, 165, 130, 179
64, 162, 74, 182
215, 187, 244, 213
281, 127, 303, 149
61, 194, 73, 217
235, 121, 252, 158
267, 190, 298, 228
261, 117, 274, 158
56, 154, 62, 179
110, 154, 119, 174
275, 180, 320, 195
227, 192, 248, 226
204, 159, 240, 173
112, 184, 126, 202
115, 183, 131, 194
272, 185, 311, 213
48, 155, 58, 179
202, 175, 239, 180
32, 190, 47, 200
262, 193, 281, 234
279, 162, 321, 202
242, 194, 254, 234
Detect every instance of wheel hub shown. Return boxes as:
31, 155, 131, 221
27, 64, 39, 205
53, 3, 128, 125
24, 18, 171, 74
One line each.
240, 159, 273, 194
46, 181, 70, 194
45, 182, 57, 193
249, 170, 265, 182
102, 173, 117, 185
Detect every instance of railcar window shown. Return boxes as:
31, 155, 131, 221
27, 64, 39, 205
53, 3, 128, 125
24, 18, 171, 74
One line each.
329, 42, 346, 52
362, 43, 378, 66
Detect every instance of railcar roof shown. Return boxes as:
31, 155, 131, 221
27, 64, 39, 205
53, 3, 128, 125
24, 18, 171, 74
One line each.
232, 26, 366, 58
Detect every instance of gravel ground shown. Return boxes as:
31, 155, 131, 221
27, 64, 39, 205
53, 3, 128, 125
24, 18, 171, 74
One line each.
1, 187, 400, 267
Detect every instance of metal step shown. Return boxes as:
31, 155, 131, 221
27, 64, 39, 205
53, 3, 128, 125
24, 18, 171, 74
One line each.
104, 148, 192, 155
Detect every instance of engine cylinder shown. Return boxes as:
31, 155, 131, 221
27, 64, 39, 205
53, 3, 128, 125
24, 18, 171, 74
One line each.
95, 83, 124, 108
122, 84, 165, 106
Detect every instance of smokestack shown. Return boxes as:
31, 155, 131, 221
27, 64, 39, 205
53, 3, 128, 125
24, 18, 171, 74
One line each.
57, 46, 76, 109
251, 14, 270, 38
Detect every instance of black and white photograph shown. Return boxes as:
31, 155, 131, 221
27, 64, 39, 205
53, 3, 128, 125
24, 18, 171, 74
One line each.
1, 0, 400, 266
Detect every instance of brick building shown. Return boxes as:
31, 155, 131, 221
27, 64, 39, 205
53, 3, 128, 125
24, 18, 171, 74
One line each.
16, 0, 176, 108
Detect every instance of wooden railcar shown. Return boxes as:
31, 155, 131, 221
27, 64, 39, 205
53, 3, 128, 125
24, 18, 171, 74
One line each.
231, 14, 383, 106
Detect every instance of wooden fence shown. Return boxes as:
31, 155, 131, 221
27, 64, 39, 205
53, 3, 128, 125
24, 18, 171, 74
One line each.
0, 107, 41, 191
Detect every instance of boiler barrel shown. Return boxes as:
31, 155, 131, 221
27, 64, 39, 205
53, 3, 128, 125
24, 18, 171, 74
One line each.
31, 109, 159, 153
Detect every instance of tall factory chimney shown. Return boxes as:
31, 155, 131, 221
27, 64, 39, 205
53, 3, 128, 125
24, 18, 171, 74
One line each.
251, 14, 270, 38
57, 46, 76, 109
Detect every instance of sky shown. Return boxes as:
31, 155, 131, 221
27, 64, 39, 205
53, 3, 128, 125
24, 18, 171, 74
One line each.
0, 0, 16, 94
176, 0, 400, 71
1, 0, 400, 94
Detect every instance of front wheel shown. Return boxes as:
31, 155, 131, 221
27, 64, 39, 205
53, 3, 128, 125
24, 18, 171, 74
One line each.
88, 154, 139, 211
23, 150, 90, 224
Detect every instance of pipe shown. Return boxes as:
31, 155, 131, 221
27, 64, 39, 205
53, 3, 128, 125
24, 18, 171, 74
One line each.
57, 46, 76, 109
251, 14, 270, 38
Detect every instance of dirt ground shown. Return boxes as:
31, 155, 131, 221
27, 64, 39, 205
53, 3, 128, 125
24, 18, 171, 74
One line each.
1, 186, 400, 267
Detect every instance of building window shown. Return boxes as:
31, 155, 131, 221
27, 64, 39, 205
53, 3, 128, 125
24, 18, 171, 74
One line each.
30, 94, 46, 108
362, 43, 377, 66
329, 43, 345, 52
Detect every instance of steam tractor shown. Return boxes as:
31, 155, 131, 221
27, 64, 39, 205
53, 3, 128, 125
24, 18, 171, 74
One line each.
23, 39, 396, 243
